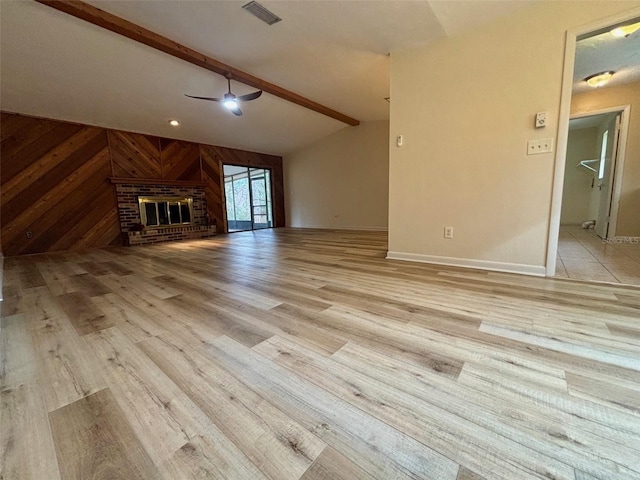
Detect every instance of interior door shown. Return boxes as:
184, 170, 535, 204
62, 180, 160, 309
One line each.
595, 113, 621, 239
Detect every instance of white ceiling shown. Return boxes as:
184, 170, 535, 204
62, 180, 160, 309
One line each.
1, 0, 537, 155
573, 18, 640, 95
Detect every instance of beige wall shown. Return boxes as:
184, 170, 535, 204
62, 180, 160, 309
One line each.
571, 81, 640, 237
389, 1, 640, 272
284, 121, 389, 230
561, 127, 598, 225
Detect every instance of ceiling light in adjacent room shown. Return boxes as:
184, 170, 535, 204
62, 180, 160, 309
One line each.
585, 71, 614, 88
169, 119, 180, 126
611, 22, 640, 38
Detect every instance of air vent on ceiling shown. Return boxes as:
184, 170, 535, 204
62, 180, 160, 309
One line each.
242, 1, 281, 26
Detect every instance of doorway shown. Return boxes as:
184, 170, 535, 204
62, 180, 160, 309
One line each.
561, 109, 625, 240
547, 12, 640, 284
555, 107, 636, 283
223, 164, 274, 232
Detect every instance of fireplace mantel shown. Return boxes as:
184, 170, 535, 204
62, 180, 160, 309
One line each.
110, 177, 206, 187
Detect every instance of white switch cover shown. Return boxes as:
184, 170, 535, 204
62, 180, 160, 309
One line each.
535, 112, 547, 128
527, 138, 553, 155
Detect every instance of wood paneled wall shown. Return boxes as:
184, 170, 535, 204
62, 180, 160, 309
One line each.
109, 131, 162, 179
1, 114, 120, 256
1, 112, 285, 256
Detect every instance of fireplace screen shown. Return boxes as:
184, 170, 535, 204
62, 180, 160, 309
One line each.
138, 197, 194, 227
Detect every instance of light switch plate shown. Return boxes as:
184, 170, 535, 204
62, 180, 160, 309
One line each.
535, 112, 547, 128
527, 138, 553, 155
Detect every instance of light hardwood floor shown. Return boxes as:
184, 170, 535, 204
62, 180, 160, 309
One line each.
2, 228, 640, 480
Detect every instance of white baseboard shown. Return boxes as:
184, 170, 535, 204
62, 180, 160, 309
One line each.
292, 225, 388, 232
386, 251, 546, 277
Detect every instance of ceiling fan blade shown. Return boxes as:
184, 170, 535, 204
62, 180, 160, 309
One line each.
230, 106, 243, 116
184, 94, 223, 102
237, 90, 263, 102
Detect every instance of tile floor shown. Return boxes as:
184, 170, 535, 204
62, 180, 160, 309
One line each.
555, 226, 640, 285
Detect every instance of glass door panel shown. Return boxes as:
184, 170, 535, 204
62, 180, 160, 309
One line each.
223, 165, 274, 232
265, 170, 273, 227
250, 168, 269, 229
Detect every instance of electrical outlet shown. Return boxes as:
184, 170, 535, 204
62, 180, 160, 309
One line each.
444, 226, 454, 239
26, 231, 33, 239
527, 138, 553, 155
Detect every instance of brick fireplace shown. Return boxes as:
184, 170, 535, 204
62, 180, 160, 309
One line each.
112, 179, 216, 246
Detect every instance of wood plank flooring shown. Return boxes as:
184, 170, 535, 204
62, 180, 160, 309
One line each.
2, 228, 640, 480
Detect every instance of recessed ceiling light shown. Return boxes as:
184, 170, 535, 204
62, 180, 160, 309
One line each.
611, 22, 640, 38
169, 119, 180, 126
585, 71, 614, 88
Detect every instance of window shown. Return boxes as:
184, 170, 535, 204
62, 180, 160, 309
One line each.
138, 197, 194, 227
599, 130, 608, 180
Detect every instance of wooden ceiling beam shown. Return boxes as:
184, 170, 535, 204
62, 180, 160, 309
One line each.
35, 0, 360, 126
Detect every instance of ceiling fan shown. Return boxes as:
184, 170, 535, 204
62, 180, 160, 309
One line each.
185, 74, 262, 116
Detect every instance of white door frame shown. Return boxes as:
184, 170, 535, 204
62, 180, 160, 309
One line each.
570, 105, 630, 240
545, 8, 640, 277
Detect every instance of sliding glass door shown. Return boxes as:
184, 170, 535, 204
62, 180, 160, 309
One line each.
223, 165, 273, 232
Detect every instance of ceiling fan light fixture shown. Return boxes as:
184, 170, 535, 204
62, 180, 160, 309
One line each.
185, 76, 259, 117
223, 99, 239, 110
610, 22, 640, 38
585, 71, 614, 88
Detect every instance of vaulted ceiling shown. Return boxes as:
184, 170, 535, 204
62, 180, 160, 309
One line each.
1, 0, 538, 155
